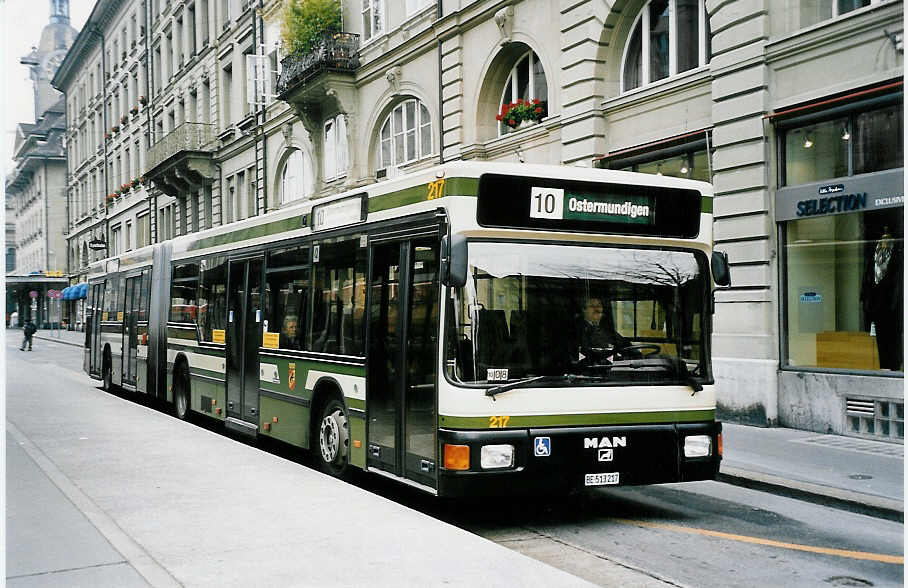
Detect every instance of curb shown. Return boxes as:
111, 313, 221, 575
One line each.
32, 334, 83, 348
719, 466, 903, 522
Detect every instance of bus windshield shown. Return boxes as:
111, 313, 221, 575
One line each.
445, 242, 710, 387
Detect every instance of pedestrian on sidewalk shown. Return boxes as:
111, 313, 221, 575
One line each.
20, 320, 37, 351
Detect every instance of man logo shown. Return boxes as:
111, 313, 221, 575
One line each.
288, 363, 296, 391
584, 436, 627, 449
598, 448, 613, 462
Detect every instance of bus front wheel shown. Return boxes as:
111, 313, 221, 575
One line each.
316, 398, 349, 478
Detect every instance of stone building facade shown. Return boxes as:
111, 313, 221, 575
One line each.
52, 0, 903, 439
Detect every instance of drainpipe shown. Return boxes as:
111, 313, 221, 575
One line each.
436, 0, 444, 164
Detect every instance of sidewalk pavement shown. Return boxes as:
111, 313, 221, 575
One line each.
19, 327, 84, 348
20, 333, 905, 519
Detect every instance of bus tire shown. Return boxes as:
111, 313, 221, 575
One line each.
315, 397, 349, 478
173, 364, 190, 420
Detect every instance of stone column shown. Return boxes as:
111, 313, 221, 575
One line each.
440, 35, 463, 162
706, 0, 778, 425
558, 0, 608, 165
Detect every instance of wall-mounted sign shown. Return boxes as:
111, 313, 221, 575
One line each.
776, 169, 903, 222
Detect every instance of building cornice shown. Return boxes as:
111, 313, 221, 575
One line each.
52, 0, 125, 90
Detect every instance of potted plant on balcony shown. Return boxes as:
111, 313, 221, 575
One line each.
281, 0, 341, 55
106, 193, 116, 206
121, 114, 129, 124
130, 105, 139, 115
104, 132, 111, 140
139, 95, 147, 105
496, 99, 547, 130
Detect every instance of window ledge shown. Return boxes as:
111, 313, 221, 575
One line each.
604, 66, 711, 113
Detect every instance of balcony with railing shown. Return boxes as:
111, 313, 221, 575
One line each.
276, 32, 360, 100
145, 122, 217, 198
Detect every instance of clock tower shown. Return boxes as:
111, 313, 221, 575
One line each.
20, 0, 77, 121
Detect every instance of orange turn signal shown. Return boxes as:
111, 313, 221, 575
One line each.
353, 440, 362, 448
717, 433, 723, 457
264, 423, 271, 432
444, 444, 470, 471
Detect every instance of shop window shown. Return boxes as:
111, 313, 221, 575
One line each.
781, 100, 903, 186
783, 210, 902, 371
280, 149, 313, 205
498, 50, 548, 136
264, 246, 310, 351
379, 99, 432, 172
600, 137, 710, 182
622, 0, 709, 92
198, 256, 227, 342
309, 236, 367, 355
170, 263, 199, 324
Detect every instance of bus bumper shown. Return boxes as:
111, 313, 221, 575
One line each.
437, 421, 721, 497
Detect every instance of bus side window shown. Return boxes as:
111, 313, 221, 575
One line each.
198, 256, 227, 342
265, 246, 310, 351
170, 263, 199, 324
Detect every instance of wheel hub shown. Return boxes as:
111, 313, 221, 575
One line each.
320, 409, 348, 464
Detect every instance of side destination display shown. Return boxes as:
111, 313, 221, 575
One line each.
477, 173, 702, 238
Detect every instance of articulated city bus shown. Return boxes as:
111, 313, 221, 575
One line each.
83, 162, 730, 496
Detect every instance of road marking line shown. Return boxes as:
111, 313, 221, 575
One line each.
614, 519, 903, 565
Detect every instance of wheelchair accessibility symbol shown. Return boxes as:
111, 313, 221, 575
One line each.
534, 437, 551, 457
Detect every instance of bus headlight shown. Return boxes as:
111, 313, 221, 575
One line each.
684, 435, 712, 458
480, 444, 514, 469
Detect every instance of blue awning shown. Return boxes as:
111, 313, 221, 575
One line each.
61, 286, 72, 300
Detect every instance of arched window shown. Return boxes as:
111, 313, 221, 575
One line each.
378, 99, 432, 170
498, 50, 548, 135
622, 0, 710, 92
280, 149, 313, 205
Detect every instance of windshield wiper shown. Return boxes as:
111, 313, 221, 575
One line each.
674, 358, 703, 395
607, 357, 703, 395
485, 374, 605, 399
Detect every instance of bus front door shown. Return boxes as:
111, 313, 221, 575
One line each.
226, 258, 263, 431
368, 238, 440, 489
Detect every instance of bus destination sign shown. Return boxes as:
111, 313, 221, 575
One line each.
529, 187, 654, 225
476, 173, 701, 238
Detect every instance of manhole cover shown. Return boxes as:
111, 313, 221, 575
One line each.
825, 576, 873, 587
848, 474, 874, 480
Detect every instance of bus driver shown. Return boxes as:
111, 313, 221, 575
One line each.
579, 297, 628, 362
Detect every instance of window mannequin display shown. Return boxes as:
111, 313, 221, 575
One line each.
861, 226, 903, 370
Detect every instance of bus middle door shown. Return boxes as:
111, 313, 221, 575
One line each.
225, 258, 264, 433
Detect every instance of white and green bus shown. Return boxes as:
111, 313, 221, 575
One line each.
83, 162, 730, 496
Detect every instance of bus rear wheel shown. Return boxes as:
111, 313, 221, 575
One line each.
316, 398, 349, 478
173, 366, 190, 420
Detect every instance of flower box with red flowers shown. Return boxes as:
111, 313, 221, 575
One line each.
138, 95, 147, 105
496, 99, 547, 129
130, 106, 139, 115
120, 115, 129, 124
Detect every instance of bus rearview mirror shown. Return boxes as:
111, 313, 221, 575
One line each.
711, 250, 731, 287
442, 234, 467, 288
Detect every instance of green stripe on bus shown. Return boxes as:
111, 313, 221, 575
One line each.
189, 216, 307, 251
438, 409, 715, 429
368, 185, 431, 213
167, 327, 197, 340
368, 177, 479, 214
443, 177, 479, 197
701, 198, 713, 214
